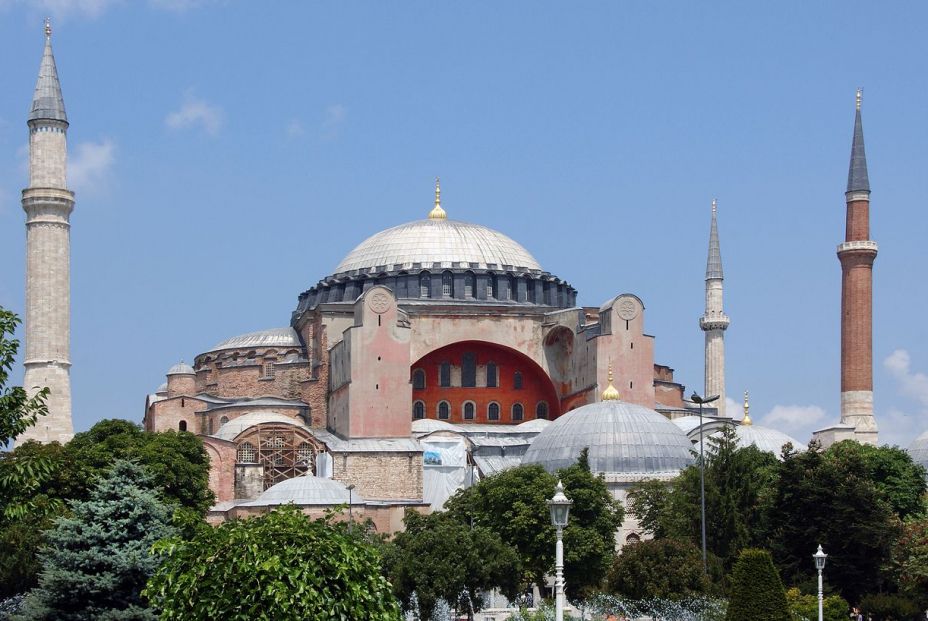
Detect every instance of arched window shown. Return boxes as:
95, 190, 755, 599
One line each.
413, 401, 425, 420
488, 274, 499, 299
438, 401, 451, 420
439, 362, 451, 387
463, 402, 476, 420
464, 271, 475, 297
507, 275, 517, 301
488, 402, 500, 421
237, 442, 257, 463
526, 279, 536, 303
219, 415, 229, 426
178, 420, 187, 432
626, 533, 641, 545
512, 403, 524, 421
419, 272, 431, 298
536, 401, 549, 419
296, 442, 315, 465
486, 362, 498, 388
442, 271, 454, 297
462, 352, 477, 387
514, 371, 524, 389
412, 369, 426, 390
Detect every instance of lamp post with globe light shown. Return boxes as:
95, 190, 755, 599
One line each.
814, 545, 827, 621
547, 480, 572, 621
690, 392, 719, 573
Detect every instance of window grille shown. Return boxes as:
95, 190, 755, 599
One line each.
514, 371, 523, 389
442, 271, 453, 296
262, 362, 276, 379
412, 369, 426, 390
536, 401, 549, 419
419, 272, 431, 298
488, 402, 500, 420
463, 402, 475, 420
237, 442, 257, 463
438, 401, 450, 420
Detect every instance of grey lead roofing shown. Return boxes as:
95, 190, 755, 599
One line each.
29, 36, 67, 123
705, 204, 723, 280
908, 430, 928, 470
847, 107, 870, 193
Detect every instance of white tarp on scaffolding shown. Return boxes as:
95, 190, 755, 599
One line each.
421, 438, 468, 510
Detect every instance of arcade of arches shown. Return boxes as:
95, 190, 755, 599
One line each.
410, 341, 561, 424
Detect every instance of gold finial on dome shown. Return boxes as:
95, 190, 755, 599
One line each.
428, 177, 447, 220
742, 390, 752, 426
602, 363, 620, 401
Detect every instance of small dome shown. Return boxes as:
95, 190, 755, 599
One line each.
156, 382, 168, 394
908, 430, 928, 471
334, 218, 542, 274
712, 424, 807, 457
209, 327, 301, 353
213, 412, 308, 441
411, 419, 461, 434
166, 361, 195, 376
244, 475, 362, 506
523, 400, 694, 475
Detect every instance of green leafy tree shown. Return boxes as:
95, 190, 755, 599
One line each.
606, 538, 710, 600
444, 452, 623, 599
767, 442, 898, 604
725, 549, 790, 621
66, 419, 214, 513
887, 517, 928, 608
145, 504, 401, 620
858, 593, 923, 621
383, 509, 521, 620
17, 460, 176, 620
785, 587, 849, 621
0, 308, 47, 446
826, 441, 927, 519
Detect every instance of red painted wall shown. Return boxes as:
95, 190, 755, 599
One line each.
411, 341, 561, 424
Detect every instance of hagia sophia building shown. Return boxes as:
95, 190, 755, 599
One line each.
15, 25, 925, 540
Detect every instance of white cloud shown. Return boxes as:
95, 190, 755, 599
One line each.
320, 104, 346, 140
884, 349, 928, 408
165, 94, 223, 136
725, 396, 739, 418
0, 0, 209, 18
286, 119, 305, 138
147, 0, 209, 11
69, 138, 115, 194
760, 404, 827, 437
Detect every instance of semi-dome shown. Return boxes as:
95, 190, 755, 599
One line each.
166, 361, 195, 376
209, 327, 301, 352
334, 218, 542, 274
908, 430, 928, 471
523, 400, 695, 475
213, 411, 309, 442
242, 475, 362, 506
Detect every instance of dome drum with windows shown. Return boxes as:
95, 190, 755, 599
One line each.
294, 180, 576, 315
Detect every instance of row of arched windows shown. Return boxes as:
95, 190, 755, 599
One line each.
412, 400, 547, 421
412, 366, 522, 390
417, 271, 533, 302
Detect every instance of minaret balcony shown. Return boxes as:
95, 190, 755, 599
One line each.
699, 314, 730, 331
837, 240, 878, 255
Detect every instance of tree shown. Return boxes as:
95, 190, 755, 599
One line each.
887, 517, 928, 608
444, 453, 623, 599
145, 505, 401, 620
66, 419, 214, 513
0, 307, 47, 446
17, 460, 176, 620
606, 538, 710, 600
725, 549, 790, 621
383, 509, 521, 620
785, 587, 849, 621
767, 443, 898, 604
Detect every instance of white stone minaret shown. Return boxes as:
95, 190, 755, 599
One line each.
699, 200, 730, 417
17, 20, 74, 444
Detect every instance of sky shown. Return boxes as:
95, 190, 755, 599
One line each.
0, 1, 926, 449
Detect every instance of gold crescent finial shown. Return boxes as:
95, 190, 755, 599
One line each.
45, 17, 52, 38
428, 177, 447, 220
856, 88, 862, 111
742, 390, 752, 426
711, 198, 717, 213
602, 362, 620, 401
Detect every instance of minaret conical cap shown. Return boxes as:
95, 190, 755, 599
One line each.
847, 88, 869, 193
29, 19, 67, 124
705, 199, 723, 280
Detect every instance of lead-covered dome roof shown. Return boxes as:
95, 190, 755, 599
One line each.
908, 430, 928, 471
334, 218, 542, 275
711, 424, 806, 458
209, 327, 301, 352
522, 400, 695, 476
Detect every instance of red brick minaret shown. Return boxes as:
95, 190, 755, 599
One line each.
837, 89, 878, 444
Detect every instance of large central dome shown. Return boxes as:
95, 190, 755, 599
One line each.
334, 218, 542, 274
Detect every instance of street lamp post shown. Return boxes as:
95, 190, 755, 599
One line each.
814, 545, 827, 621
347, 484, 355, 532
690, 392, 719, 575
547, 480, 573, 621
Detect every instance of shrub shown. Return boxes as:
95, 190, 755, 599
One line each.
785, 587, 849, 621
725, 549, 790, 621
858, 593, 922, 621
606, 538, 710, 600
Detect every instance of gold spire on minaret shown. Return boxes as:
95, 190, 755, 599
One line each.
602, 364, 620, 401
742, 390, 752, 426
711, 198, 717, 214
856, 88, 862, 111
428, 177, 447, 220
45, 17, 52, 38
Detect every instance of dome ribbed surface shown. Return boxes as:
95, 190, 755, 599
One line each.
908, 430, 928, 471
244, 475, 362, 506
334, 218, 542, 274
713, 425, 806, 457
166, 362, 195, 376
209, 327, 301, 352
523, 400, 694, 475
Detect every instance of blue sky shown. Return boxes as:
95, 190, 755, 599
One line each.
0, 1, 926, 448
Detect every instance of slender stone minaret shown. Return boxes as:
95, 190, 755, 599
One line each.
838, 89, 878, 445
16, 20, 74, 444
699, 199, 730, 416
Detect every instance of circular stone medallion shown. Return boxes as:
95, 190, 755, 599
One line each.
368, 291, 392, 314
616, 297, 639, 321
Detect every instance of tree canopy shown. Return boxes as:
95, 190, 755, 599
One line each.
145, 505, 402, 620
725, 549, 790, 621
606, 538, 711, 600
0, 307, 47, 447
